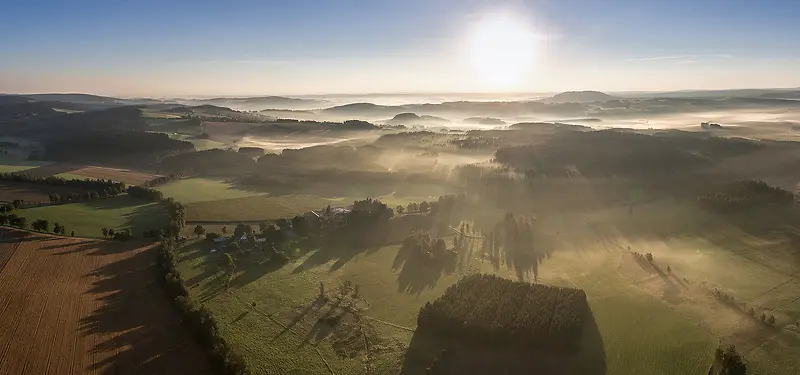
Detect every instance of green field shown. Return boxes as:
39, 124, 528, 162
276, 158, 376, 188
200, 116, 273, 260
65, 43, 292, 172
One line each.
158, 178, 265, 203
0, 159, 48, 173
53, 172, 91, 181
15, 195, 168, 238
185, 194, 332, 222
175, 201, 800, 375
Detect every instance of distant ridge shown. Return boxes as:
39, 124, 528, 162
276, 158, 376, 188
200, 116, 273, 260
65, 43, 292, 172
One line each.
541, 91, 618, 104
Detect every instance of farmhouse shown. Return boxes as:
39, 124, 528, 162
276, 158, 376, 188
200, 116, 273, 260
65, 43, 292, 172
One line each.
305, 205, 352, 229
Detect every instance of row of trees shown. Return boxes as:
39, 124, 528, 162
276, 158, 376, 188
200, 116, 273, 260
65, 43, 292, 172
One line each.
0, 173, 126, 205
417, 274, 589, 351
127, 185, 164, 201
0, 214, 27, 228
48, 190, 118, 204
155, 240, 250, 375
0, 172, 126, 193
0, 215, 73, 236
141, 173, 181, 188
697, 180, 795, 213
711, 289, 777, 327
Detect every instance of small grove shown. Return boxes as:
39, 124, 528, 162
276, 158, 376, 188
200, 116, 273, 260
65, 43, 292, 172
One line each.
697, 179, 795, 213
417, 274, 589, 351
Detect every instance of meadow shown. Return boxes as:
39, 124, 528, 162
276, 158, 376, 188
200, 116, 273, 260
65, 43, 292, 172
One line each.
14, 195, 168, 238
185, 194, 332, 222
158, 178, 265, 203
175, 199, 800, 375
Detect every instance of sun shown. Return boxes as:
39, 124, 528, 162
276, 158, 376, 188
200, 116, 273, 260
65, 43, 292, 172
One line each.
468, 14, 538, 89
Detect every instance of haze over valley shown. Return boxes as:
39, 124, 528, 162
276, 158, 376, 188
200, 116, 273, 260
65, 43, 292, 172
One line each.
1, 1, 800, 375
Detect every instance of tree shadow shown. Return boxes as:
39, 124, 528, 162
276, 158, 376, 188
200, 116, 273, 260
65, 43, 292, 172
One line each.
292, 240, 379, 274
75, 246, 211, 374
394, 251, 456, 296
399, 308, 606, 375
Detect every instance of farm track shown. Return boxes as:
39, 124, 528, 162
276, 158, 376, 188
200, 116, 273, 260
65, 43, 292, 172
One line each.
0, 230, 211, 375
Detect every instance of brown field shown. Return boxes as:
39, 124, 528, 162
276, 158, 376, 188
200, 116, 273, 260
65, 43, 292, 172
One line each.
0, 181, 86, 204
11, 164, 79, 178
186, 194, 331, 222
0, 231, 211, 375
0, 229, 26, 273
67, 166, 161, 185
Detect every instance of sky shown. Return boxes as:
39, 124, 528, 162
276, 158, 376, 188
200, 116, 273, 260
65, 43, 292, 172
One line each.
1, 0, 799, 97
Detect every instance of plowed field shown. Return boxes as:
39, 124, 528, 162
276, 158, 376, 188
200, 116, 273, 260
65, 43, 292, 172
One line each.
0, 231, 210, 375
67, 166, 160, 185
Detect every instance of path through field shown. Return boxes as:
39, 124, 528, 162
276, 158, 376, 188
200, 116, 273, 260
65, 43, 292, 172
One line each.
0, 231, 210, 375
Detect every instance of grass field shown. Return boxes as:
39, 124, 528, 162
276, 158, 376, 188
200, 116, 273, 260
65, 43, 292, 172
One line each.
0, 157, 48, 173
176, 201, 800, 375
185, 194, 332, 222
15, 196, 168, 238
158, 178, 265, 203
0, 231, 211, 374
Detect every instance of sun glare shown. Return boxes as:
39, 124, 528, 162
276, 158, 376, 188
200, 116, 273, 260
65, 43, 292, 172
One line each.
468, 14, 538, 89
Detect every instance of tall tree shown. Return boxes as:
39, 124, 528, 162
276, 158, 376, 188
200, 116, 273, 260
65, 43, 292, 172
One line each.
194, 224, 206, 237
710, 345, 747, 375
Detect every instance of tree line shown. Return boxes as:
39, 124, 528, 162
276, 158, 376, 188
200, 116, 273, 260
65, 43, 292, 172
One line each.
0, 215, 73, 236
697, 180, 795, 213
417, 274, 589, 351
0, 173, 126, 199
141, 173, 182, 188
155, 240, 250, 375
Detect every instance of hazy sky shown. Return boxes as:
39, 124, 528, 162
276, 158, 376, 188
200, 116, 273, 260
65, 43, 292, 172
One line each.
1, 0, 799, 97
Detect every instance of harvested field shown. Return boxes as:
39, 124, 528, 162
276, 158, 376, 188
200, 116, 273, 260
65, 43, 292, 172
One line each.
12, 164, 79, 178
0, 231, 211, 375
65, 166, 161, 185
0, 229, 26, 273
185, 194, 331, 222
0, 181, 86, 204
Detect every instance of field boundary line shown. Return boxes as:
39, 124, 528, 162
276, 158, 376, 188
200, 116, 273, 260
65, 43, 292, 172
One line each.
227, 290, 304, 336
314, 347, 336, 375
362, 315, 415, 332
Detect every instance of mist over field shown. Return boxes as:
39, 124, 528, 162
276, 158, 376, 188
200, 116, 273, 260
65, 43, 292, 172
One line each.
3, 0, 800, 374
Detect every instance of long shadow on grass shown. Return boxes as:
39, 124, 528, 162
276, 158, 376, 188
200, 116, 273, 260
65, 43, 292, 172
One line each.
399, 309, 606, 375
75, 246, 211, 374
292, 240, 381, 274
80, 196, 169, 238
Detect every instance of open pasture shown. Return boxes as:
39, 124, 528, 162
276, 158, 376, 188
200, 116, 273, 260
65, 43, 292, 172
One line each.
15, 195, 168, 238
185, 194, 331, 222
175, 199, 800, 375
157, 178, 264, 204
